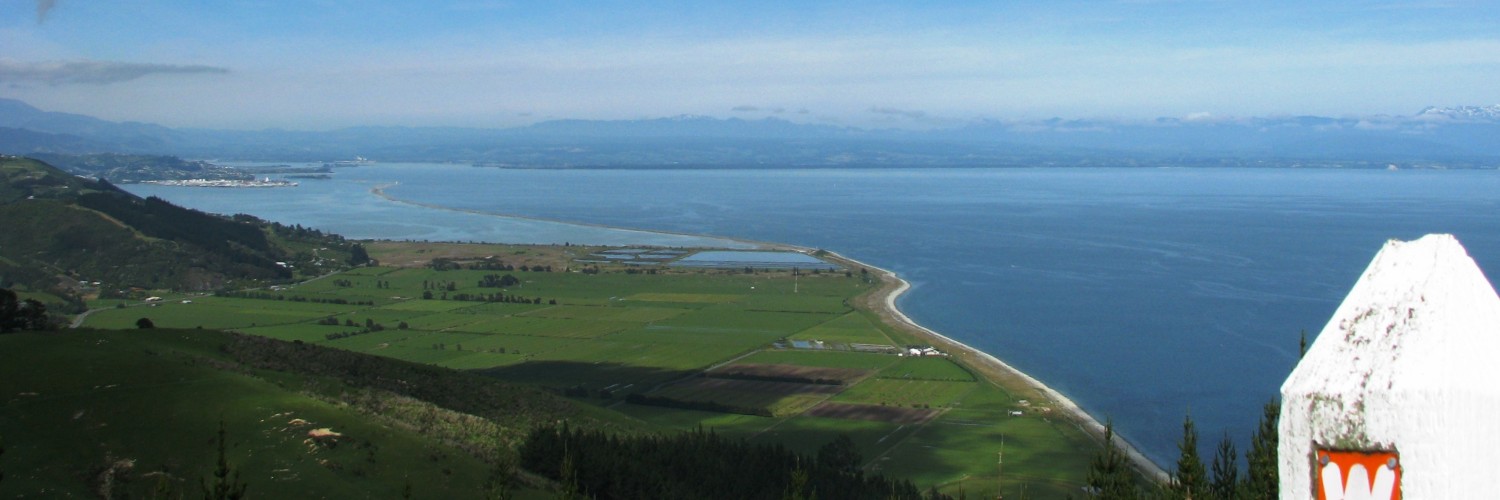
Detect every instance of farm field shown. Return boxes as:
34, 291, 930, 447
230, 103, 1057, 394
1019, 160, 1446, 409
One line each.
79, 241, 1102, 496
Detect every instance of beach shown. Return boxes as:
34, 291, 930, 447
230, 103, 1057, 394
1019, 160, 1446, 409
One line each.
822, 250, 1170, 482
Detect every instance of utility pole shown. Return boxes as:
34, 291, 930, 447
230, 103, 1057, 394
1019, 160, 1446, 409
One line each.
997, 435, 1005, 499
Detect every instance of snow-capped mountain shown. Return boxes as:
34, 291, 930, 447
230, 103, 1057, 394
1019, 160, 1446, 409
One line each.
1415, 105, 1500, 122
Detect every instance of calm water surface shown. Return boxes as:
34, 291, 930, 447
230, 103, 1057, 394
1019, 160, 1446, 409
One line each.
129, 164, 1500, 467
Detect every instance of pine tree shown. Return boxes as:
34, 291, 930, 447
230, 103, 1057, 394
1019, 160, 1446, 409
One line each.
1167, 415, 1208, 500
486, 450, 517, 500
1242, 401, 1280, 500
1210, 434, 1239, 500
202, 421, 247, 500
1085, 420, 1139, 500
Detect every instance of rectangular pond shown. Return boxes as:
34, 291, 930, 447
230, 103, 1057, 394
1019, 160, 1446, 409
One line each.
669, 250, 840, 270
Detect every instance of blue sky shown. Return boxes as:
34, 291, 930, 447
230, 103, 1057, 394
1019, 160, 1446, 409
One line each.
2, 1, 1497, 130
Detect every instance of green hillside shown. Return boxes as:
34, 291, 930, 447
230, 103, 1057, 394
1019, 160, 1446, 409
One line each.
0, 328, 641, 498
0, 155, 362, 311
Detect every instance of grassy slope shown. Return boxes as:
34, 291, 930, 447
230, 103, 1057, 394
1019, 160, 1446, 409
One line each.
0, 328, 639, 498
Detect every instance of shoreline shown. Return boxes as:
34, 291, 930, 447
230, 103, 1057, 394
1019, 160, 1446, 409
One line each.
820, 250, 1170, 482
372, 179, 1169, 481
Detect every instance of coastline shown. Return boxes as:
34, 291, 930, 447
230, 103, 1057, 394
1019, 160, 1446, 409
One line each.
821, 250, 1170, 482
372, 179, 1169, 481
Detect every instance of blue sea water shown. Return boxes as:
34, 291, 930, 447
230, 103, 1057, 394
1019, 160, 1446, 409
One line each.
127, 164, 1500, 468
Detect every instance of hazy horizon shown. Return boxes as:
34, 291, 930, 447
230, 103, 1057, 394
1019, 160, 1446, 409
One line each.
3, 1, 1498, 131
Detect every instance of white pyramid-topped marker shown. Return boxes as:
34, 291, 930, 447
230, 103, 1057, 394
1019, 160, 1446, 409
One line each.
1280, 234, 1500, 498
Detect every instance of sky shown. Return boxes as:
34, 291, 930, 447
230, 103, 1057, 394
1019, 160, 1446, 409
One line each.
1, 0, 1498, 130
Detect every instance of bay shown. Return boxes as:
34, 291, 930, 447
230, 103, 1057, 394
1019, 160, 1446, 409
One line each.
128, 164, 1500, 468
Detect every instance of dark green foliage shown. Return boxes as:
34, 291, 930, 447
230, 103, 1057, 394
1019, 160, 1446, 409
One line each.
348, 243, 371, 266
1166, 415, 1208, 500
484, 449, 517, 500
1299, 330, 1308, 359
0, 289, 51, 333
76, 193, 286, 278
477, 273, 521, 288
817, 434, 862, 476
1209, 434, 1238, 500
1085, 420, 1139, 500
1242, 401, 1279, 500
0, 157, 353, 292
136, 317, 155, 329
201, 421, 247, 500
519, 425, 936, 500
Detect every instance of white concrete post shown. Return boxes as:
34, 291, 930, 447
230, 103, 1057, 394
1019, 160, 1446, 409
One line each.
1279, 234, 1500, 498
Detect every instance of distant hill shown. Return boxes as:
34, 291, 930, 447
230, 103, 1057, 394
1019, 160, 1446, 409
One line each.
2, 97, 1498, 165
0, 156, 361, 305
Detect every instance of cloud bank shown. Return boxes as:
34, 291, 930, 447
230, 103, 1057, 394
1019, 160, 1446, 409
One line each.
0, 59, 229, 85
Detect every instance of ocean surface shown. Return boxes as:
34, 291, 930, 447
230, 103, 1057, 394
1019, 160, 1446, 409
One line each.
127, 164, 1500, 468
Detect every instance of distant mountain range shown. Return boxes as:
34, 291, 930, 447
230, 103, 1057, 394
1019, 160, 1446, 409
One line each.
2, 98, 1498, 166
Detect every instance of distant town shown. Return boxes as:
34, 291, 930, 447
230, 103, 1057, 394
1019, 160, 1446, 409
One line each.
141, 178, 298, 188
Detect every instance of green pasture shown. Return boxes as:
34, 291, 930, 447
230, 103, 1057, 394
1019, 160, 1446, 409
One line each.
613, 403, 776, 435
378, 298, 478, 312
737, 349, 902, 371
752, 415, 912, 458
651, 378, 836, 417
446, 301, 550, 316
84, 299, 341, 330
450, 316, 629, 339
654, 306, 839, 335
833, 378, 976, 408
741, 293, 850, 314
790, 311, 896, 345
880, 355, 977, 381
625, 292, 742, 303
879, 408, 1093, 499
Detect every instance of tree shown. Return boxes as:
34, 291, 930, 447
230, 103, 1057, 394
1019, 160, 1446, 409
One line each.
1, 289, 50, 333
136, 317, 155, 329
348, 243, 371, 266
1210, 434, 1238, 500
485, 451, 517, 500
817, 434, 862, 476
1167, 415, 1208, 500
202, 421, 247, 500
1085, 420, 1139, 500
1242, 401, 1279, 500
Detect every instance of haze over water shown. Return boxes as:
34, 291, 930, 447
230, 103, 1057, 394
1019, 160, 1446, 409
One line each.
128, 164, 1500, 467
